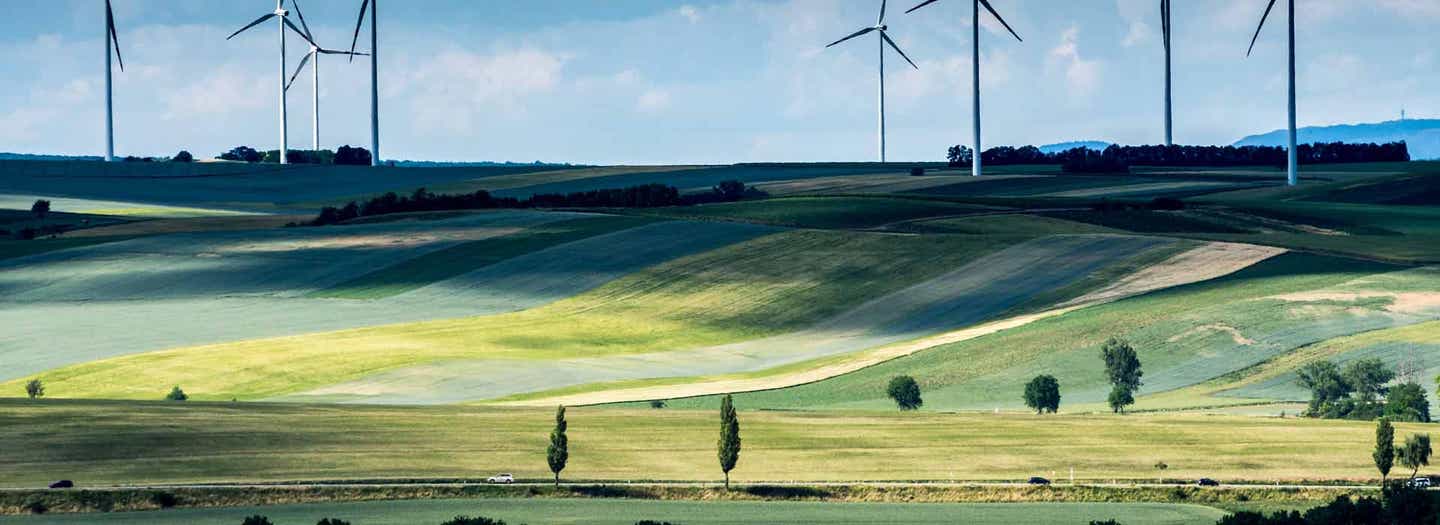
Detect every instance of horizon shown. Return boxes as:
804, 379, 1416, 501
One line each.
2, 0, 1437, 164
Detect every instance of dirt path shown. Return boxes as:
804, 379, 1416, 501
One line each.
506, 241, 1287, 407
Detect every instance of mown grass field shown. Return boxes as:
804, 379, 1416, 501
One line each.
0, 399, 1431, 487
0, 499, 1231, 525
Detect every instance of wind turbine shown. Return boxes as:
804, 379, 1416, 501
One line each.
103, 0, 124, 162
826, 0, 920, 164
348, 0, 380, 166
227, 0, 317, 165
1160, 0, 1173, 146
907, 0, 1022, 177
1246, 0, 1298, 186
284, 0, 367, 152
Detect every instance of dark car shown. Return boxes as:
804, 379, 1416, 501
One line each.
1197, 478, 1220, 487
1027, 477, 1051, 485
48, 480, 74, 489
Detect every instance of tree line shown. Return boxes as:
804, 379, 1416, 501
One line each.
1297, 358, 1431, 422
307, 181, 765, 226
946, 142, 1410, 174
218, 145, 372, 165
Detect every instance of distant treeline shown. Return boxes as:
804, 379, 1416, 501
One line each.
309, 180, 765, 226
218, 145, 372, 165
947, 142, 1410, 173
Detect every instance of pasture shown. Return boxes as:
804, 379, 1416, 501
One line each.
0, 399, 1432, 487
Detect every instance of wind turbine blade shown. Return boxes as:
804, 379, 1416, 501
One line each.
905, 0, 941, 14
290, 0, 314, 40
826, 27, 876, 48
286, 51, 313, 91
348, 0, 370, 62
882, 32, 918, 69
318, 48, 369, 56
1246, 0, 1278, 57
1160, 0, 1170, 53
979, 0, 1022, 42
106, 0, 124, 72
227, 13, 275, 40
285, 19, 318, 47
878, 0, 888, 25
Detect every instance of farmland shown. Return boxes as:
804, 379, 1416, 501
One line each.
1, 159, 1438, 522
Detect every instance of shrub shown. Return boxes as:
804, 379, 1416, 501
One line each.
172, 150, 194, 163
24, 500, 47, 515
886, 375, 923, 411
165, 386, 188, 401
149, 491, 179, 508
241, 516, 274, 525
636, 521, 678, 525
25, 379, 43, 399
439, 517, 505, 525
317, 519, 352, 525
1089, 521, 1122, 525
649, 400, 667, 409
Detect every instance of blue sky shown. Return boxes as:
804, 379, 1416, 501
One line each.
1, 0, 1437, 164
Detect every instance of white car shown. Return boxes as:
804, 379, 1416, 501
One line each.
486, 473, 515, 484
1408, 477, 1432, 489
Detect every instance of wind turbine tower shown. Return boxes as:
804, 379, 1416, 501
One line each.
1161, 0, 1173, 146
1247, 0, 1298, 186
349, 0, 380, 166
825, 0, 920, 163
227, 0, 318, 164
103, 0, 124, 162
907, 0, 1022, 177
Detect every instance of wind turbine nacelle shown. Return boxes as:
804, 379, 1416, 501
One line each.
274, 8, 289, 16
876, 24, 888, 31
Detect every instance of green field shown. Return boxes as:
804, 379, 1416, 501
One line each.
660, 252, 1439, 412
0, 499, 1230, 525
0, 400, 1430, 487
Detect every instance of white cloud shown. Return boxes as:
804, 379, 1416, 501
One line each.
1115, 0, 1154, 47
1377, 0, 1440, 18
637, 88, 672, 114
1047, 26, 1101, 99
678, 5, 702, 24
402, 48, 567, 133
161, 66, 267, 120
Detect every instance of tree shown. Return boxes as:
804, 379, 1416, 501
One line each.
24, 379, 43, 399
886, 376, 923, 411
1383, 382, 1431, 423
316, 519, 352, 525
546, 405, 568, 487
165, 386, 188, 401
1023, 375, 1061, 414
1375, 418, 1395, 485
1342, 358, 1395, 405
1107, 386, 1135, 415
30, 199, 50, 223
241, 516, 274, 525
220, 146, 263, 163
172, 150, 194, 163
334, 145, 373, 166
1397, 433, 1431, 480
1296, 361, 1351, 415
1153, 460, 1168, 482
1101, 338, 1142, 413
717, 394, 741, 489
440, 517, 505, 525
649, 400, 667, 409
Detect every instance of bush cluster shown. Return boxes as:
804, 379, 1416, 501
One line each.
946, 142, 1410, 171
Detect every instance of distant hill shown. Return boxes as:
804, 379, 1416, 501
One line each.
0, 152, 102, 162
1233, 119, 1440, 160
1039, 141, 1110, 154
